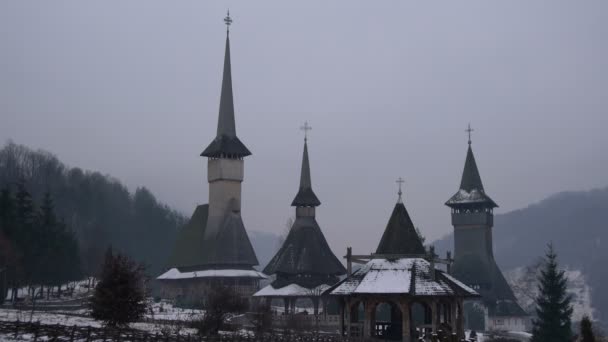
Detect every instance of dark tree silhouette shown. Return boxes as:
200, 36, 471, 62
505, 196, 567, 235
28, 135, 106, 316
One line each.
89, 248, 147, 326
531, 244, 573, 342
580, 315, 595, 342
193, 285, 247, 335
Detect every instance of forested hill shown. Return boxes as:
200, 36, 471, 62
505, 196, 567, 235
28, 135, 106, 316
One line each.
0, 142, 187, 278
433, 187, 608, 324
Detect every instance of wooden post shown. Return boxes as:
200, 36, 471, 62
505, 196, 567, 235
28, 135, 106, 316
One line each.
86, 326, 91, 342
339, 298, 345, 336
429, 246, 436, 281
14, 320, 19, 339
401, 301, 411, 342
346, 247, 352, 276
345, 298, 352, 337
451, 300, 458, 333
431, 300, 438, 334
456, 299, 465, 341
33, 322, 40, 342
284, 297, 289, 315
362, 300, 373, 338
290, 298, 296, 314
70, 324, 76, 342
446, 251, 452, 275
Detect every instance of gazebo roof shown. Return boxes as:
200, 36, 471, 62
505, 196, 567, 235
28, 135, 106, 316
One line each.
328, 258, 478, 297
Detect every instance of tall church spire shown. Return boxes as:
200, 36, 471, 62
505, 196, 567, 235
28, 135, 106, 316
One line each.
217, 27, 236, 137
292, 123, 321, 207
201, 11, 251, 158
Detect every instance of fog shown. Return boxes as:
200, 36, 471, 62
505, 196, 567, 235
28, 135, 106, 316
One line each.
1, 1, 607, 257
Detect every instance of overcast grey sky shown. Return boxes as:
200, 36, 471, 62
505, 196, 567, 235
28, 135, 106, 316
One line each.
1, 1, 607, 257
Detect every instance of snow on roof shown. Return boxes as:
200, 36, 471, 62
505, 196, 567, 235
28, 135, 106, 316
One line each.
157, 268, 268, 280
253, 283, 330, 297
446, 189, 497, 208
353, 259, 414, 293
330, 258, 478, 297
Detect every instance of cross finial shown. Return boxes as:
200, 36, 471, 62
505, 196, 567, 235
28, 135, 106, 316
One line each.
465, 123, 474, 145
224, 10, 233, 33
300, 121, 312, 142
396, 177, 405, 203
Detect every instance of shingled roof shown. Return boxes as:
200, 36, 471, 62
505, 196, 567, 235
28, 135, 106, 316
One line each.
166, 204, 258, 271
328, 258, 478, 298
452, 253, 527, 317
262, 138, 345, 286
201, 33, 251, 158
446, 144, 497, 208
200, 210, 259, 268
376, 202, 426, 255
167, 204, 209, 269
263, 216, 345, 276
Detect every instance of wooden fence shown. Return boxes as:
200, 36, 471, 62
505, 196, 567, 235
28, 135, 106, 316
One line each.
0, 320, 476, 342
0, 320, 349, 342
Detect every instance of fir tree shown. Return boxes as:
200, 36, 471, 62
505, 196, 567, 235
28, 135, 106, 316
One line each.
580, 315, 595, 342
531, 243, 573, 342
89, 248, 147, 326
12, 180, 35, 293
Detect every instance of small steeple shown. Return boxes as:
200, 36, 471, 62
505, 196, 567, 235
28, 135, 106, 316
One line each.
291, 123, 321, 207
460, 123, 484, 192
460, 144, 484, 192
445, 125, 497, 208
201, 11, 251, 158
376, 199, 426, 256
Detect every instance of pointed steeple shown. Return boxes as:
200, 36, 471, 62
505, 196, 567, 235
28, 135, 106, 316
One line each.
201, 12, 251, 158
460, 145, 484, 192
217, 33, 236, 138
446, 126, 497, 208
291, 138, 321, 207
376, 200, 426, 256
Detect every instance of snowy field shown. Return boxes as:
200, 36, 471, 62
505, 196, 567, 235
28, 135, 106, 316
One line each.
0, 300, 203, 323
0, 308, 199, 341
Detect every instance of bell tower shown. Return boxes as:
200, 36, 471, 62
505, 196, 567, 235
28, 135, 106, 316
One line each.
445, 125, 526, 328
201, 11, 251, 239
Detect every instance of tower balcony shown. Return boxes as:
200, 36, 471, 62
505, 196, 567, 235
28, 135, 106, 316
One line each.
451, 211, 493, 227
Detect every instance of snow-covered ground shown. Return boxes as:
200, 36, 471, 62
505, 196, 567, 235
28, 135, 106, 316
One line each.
0, 307, 198, 339
148, 301, 204, 321
466, 330, 532, 342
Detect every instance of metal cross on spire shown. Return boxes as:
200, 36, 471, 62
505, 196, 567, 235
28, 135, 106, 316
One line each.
466, 123, 474, 145
396, 177, 405, 203
300, 121, 312, 141
224, 10, 233, 33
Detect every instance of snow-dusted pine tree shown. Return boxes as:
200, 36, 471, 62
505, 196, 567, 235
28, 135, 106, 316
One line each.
531, 243, 573, 342
89, 248, 147, 326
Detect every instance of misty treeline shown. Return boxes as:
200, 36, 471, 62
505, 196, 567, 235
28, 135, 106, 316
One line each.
0, 142, 186, 296
0, 183, 81, 301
